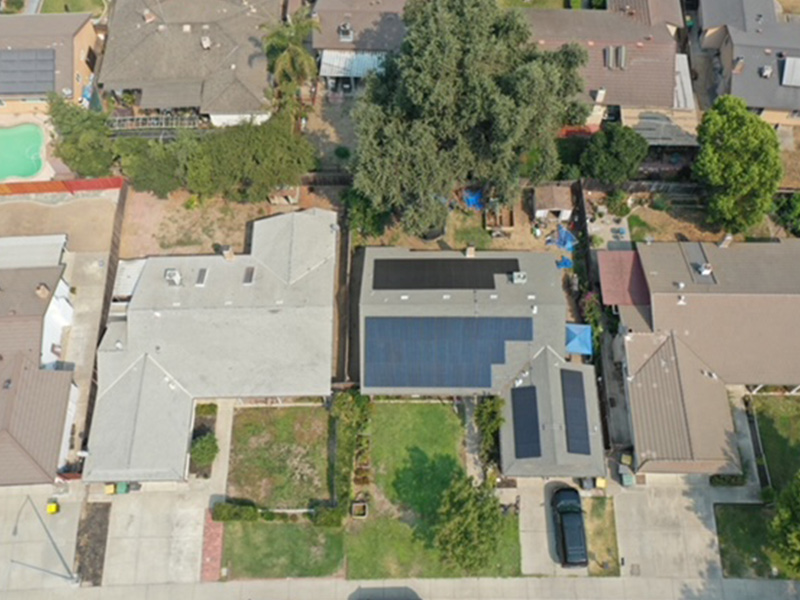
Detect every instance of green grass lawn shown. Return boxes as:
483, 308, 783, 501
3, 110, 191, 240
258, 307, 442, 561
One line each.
499, 0, 565, 9
753, 395, 800, 491
346, 403, 520, 578
223, 522, 343, 578
628, 214, 657, 243
715, 505, 777, 579
455, 226, 492, 251
227, 407, 330, 508
41, 0, 105, 16
585, 498, 620, 577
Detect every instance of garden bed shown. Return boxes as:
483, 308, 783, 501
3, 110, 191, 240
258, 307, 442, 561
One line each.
585, 497, 620, 577
190, 403, 217, 478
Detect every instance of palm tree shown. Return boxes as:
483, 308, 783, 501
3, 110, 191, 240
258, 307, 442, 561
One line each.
262, 7, 319, 96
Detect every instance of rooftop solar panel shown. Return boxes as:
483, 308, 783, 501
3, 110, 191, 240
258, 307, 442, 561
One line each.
372, 258, 520, 290
0, 49, 55, 95
561, 370, 591, 455
511, 386, 541, 458
364, 316, 533, 388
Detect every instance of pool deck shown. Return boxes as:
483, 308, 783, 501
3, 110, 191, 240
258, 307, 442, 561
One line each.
0, 113, 57, 182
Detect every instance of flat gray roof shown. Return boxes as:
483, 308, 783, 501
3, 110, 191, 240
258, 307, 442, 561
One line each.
84, 209, 338, 482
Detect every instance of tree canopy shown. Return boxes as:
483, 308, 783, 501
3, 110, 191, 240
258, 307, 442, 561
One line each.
262, 7, 319, 101
48, 94, 115, 177
434, 473, 502, 571
579, 123, 648, 186
771, 471, 800, 578
694, 95, 783, 233
352, 0, 588, 236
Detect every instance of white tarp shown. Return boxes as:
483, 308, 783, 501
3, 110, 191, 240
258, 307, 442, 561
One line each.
319, 50, 385, 78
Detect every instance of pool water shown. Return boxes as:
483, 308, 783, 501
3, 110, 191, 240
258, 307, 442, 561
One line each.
0, 123, 45, 181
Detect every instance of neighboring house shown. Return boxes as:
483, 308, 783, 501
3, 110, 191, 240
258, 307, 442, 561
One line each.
312, 0, 406, 90
698, 0, 800, 125
359, 248, 605, 479
83, 209, 337, 483
531, 184, 574, 222
98, 0, 280, 126
597, 240, 800, 474
521, 0, 698, 146
0, 14, 98, 115
0, 235, 79, 486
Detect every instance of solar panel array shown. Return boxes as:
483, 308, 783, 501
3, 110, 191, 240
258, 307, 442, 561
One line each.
511, 386, 541, 458
372, 258, 520, 290
364, 316, 533, 388
561, 370, 591, 455
0, 49, 55, 95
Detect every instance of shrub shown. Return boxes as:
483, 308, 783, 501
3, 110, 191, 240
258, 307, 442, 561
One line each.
590, 234, 605, 249
475, 397, 504, 465
709, 472, 747, 487
310, 505, 346, 527
606, 189, 630, 217
343, 188, 390, 238
195, 403, 218, 418
212, 502, 259, 521
771, 471, 800, 577
762, 486, 777, 505
191, 433, 219, 468
651, 194, 671, 212
334, 145, 351, 160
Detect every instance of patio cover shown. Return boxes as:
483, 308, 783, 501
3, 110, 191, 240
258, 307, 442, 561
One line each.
319, 50, 384, 78
139, 82, 203, 109
565, 323, 593, 356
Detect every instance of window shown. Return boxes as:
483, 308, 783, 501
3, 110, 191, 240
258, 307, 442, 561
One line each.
85, 47, 97, 71
243, 266, 255, 285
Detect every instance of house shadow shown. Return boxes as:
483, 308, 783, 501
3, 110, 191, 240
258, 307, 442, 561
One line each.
348, 587, 422, 600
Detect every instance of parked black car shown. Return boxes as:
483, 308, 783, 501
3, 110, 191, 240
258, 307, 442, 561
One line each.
551, 487, 588, 567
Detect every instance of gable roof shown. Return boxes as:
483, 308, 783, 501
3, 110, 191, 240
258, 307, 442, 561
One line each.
84, 209, 338, 482
624, 332, 737, 474
522, 9, 677, 108
99, 0, 277, 114
312, 0, 407, 52
0, 13, 91, 99
598, 250, 650, 306
607, 0, 683, 28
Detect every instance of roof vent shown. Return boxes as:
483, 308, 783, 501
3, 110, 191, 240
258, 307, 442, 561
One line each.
764, 48, 773, 55
677, 281, 686, 290
338, 21, 354, 42
733, 56, 745, 74
164, 268, 182, 286
157, 24, 167, 32
512, 271, 528, 285
2, 379, 11, 390
142, 9, 156, 24
760, 65, 773, 78
114, 340, 123, 350
183, 24, 191, 33
698, 263, 713, 276
220, 245, 235, 261
35, 283, 50, 299
677, 295, 687, 306
464, 245, 476, 258
201, 36, 212, 50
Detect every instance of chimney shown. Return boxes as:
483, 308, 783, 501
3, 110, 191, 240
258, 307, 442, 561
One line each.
464, 245, 476, 258
221, 245, 235, 261
142, 9, 156, 24
35, 283, 50, 299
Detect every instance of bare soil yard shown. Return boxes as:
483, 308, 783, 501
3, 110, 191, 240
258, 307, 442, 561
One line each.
781, 127, 800, 189
74, 503, 111, 586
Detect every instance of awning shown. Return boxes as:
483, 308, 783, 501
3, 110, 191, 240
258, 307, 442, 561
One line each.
566, 323, 593, 356
319, 50, 385, 79
139, 82, 202, 109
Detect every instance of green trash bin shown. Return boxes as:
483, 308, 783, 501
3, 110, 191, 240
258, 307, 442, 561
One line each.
116, 482, 130, 494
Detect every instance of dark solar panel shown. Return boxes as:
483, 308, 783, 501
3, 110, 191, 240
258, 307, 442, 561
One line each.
0, 49, 55, 95
511, 386, 541, 458
372, 258, 520, 290
561, 370, 591, 455
364, 316, 533, 388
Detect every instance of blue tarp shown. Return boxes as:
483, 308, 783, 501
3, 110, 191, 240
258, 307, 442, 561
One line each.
464, 189, 484, 210
556, 256, 573, 269
556, 224, 577, 252
566, 323, 593, 356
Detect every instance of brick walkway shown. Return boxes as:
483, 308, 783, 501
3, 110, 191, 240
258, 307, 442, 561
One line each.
201, 509, 224, 582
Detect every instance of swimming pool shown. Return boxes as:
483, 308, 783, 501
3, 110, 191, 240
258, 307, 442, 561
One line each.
0, 123, 45, 181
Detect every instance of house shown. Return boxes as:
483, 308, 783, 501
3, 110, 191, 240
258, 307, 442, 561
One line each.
98, 0, 280, 126
83, 209, 338, 482
0, 235, 79, 486
312, 0, 407, 91
520, 0, 698, 146
359, 247, 605, 479
0, 14, 98, 114
598, 240, 800, 474
532, 184, 574, 222
697, 0, 800, 125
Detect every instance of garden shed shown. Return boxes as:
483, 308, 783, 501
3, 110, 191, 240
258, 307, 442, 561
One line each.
532, 184, 573, 222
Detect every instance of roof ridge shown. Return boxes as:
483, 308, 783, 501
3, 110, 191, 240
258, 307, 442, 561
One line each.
144, 352, 194, 399
0, 428, 54, 483
668, 332, 695, 460
627, 333, 670, 378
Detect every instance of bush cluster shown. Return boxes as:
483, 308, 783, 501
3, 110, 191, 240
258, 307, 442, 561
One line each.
475, 397, 504, 466
212, 502, 259, 522
190, 433, 219, 469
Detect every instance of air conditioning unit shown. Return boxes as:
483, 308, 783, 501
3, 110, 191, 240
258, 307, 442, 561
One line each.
698, 263, 713, 276
164, 268, 182, 286
512, 271, 528, 285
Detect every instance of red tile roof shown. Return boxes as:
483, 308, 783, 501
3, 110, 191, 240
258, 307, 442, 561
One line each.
598, 250, 650, 306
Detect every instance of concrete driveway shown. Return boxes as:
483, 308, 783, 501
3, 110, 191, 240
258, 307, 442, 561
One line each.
0, 485, 81, 591
101, 488, 206, 586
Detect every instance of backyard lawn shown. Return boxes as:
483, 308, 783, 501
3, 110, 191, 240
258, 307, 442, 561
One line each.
41, 0, 105, 16
585, 498, 620, 577
223, 522, 343, 578
227, 407, 330, 508
753, 395, 800, 491
346, 403, 521, 578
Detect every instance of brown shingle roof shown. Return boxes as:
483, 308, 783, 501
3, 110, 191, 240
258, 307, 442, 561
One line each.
312, 0, 407, 52
533, 184, 572, 211
597, 250, 650, 306
607, 0, 683, 27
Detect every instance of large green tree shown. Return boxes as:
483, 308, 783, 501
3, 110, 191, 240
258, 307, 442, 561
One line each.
694, 95, 783, 233
771, 471, 800, 578
262, 7, 319, 100
434, 473, 502, 571
352, 0, 587, 236
115, 137, 182, 199
579, 123, 648, 186
48, 94, 114, 177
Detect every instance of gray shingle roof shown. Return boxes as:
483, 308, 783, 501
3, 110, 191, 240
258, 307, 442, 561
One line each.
84, 209, 338, 482
312, 0, 407, 52
99, 0, 278, 114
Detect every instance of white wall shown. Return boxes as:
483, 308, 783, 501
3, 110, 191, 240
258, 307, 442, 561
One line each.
209, 113, 272, 127
41, 278, 73, 367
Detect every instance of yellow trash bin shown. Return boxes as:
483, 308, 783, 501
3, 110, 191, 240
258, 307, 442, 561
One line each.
46, 500, 60, 515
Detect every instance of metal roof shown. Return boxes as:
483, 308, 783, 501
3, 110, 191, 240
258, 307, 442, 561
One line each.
783, 57, 800, 88
0, 234, 66, 269
0, 49, 55, 95
319, 50, 386, 78
84, 209, 338, 482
